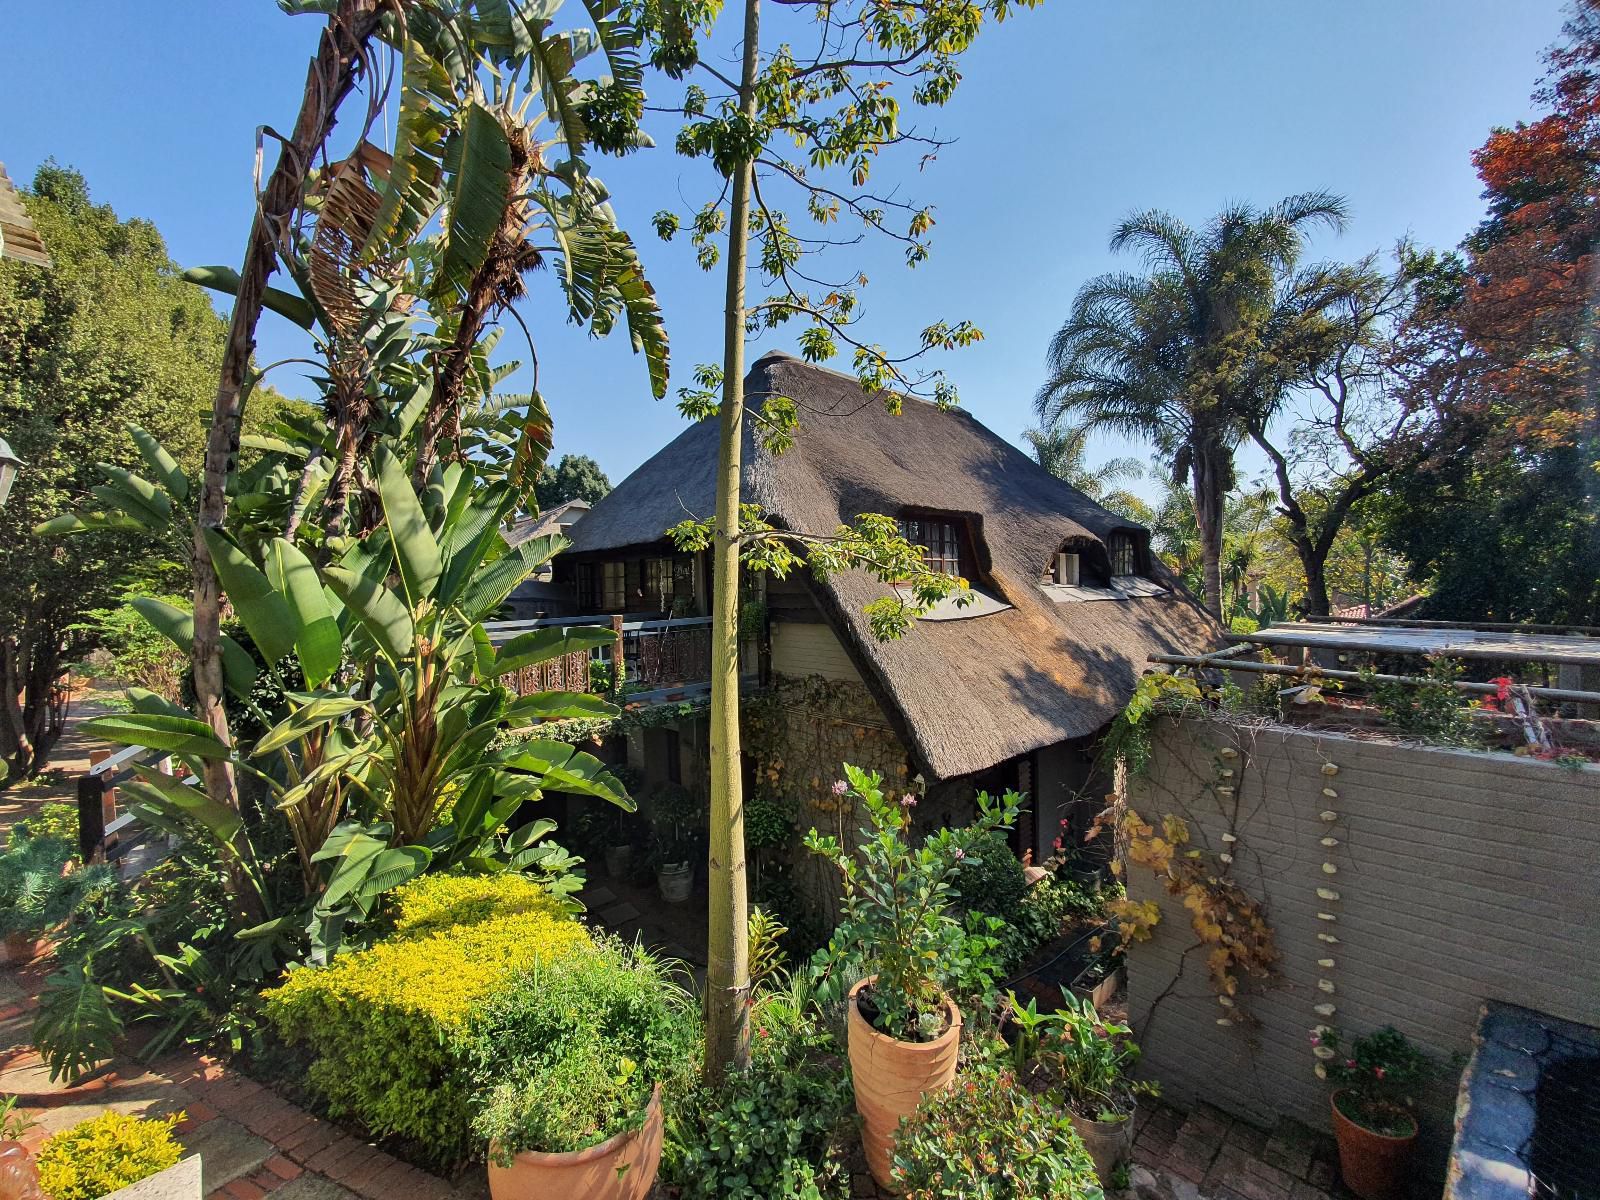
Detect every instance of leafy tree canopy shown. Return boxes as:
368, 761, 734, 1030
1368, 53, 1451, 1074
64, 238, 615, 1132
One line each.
534, 453, 611, 510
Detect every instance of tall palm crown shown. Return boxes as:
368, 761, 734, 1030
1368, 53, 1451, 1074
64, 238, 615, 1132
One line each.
1035, 193, 1357, 614
1022, 421, 1151, 522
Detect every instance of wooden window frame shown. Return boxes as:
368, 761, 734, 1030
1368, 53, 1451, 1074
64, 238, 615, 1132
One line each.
1109, 532, 1138, 577
897, 514, 968, 579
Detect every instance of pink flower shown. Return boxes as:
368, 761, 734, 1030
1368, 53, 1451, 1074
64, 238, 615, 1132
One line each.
1346, 1059, 1357, 1069
1053, 837, 1064, 852
1374, 1067, 1385, 1080
1309, 1034, 1321, 1046
952, 847, 965, 860
900, 794, 917, 808
831, 779, 848, 796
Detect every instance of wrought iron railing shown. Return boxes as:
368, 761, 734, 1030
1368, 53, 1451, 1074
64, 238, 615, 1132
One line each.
483, 614, 714, 700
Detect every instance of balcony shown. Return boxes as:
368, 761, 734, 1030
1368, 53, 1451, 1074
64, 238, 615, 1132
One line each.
483, 614, 715, 704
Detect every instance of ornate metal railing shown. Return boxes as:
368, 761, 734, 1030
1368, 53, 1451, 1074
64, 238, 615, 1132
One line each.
483, 614, 714, 700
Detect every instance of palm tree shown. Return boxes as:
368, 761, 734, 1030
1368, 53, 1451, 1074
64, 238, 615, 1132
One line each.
1022, 421, 1152, 522
1035, 194, 1356, 615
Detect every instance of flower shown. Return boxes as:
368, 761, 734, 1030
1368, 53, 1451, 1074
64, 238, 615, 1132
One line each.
831, 779, 848, 796
1309, 1034, 1321, 1046
1374, 1067, 1385, 1079
952, 847, 965, 860
900, 793, 917, 808
1052, 837, 1064, 851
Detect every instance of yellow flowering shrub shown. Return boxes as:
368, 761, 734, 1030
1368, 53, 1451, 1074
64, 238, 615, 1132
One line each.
263, 874, 594, 1166
35, 1110, 184, 1200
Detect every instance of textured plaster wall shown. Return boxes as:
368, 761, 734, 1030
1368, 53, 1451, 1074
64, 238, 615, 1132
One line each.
1123, 716, 1600, 1163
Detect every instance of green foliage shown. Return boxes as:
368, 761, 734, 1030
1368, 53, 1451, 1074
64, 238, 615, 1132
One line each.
264, 873, 593, 1166
534, 453, 611, 509
0, 833, 120, 940
805, 764, 1020, 1040
35, 1110, 184, 1200
1101, 672, 1205, 776
950, 828, 1029, 921
1367, 655, 1478, 747
1023, 420, 1151, 524
468, 941, 699, 1159
0, 1093, 37, 1140
71, 591, 191, 698
1009, 992, 1151, 1121
890, 1063, 1103, 1200
8, 802, 77, 847
662, 982, 854, 1199
1317, 1025, 1438, 1137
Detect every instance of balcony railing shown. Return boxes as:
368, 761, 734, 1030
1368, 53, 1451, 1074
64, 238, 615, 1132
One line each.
483, 614, 715, 703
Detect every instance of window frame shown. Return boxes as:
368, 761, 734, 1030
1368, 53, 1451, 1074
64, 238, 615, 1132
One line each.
896, 513, 967, 579
1108, 532, 1139, 578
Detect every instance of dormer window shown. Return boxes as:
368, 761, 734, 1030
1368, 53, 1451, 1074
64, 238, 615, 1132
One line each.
898, 516, 964, 577
1109, 532, 1137, 577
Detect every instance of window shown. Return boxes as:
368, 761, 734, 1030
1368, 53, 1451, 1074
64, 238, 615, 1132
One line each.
1109, 533, 1137, 577
575, 562, 599, 610
643, 555, 696, 613
601, 561, 627, 610
898, 516, 963, 577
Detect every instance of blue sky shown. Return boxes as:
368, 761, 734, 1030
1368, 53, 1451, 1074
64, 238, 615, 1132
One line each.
0, 0, 1566, 497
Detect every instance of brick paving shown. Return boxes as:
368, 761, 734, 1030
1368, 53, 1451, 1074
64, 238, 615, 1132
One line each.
1, 942, 482, 1200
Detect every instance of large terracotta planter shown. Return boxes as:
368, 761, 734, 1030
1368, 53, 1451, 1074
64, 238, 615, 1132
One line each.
1069, 1106, 1135, 1188
846, 976, 961, 1189
1329, 1090, 1416, 1200
487, 1084, 663, 1200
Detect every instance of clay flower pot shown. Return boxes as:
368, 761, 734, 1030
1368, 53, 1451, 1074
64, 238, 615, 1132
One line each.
1329, 1090, 1417, 1200
846, 976, 962, 1188
487, 1084, 663, 1200
657, 863, 692, 904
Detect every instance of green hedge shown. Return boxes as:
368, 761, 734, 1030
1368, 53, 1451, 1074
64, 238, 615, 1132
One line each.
263, 874, 594, 1166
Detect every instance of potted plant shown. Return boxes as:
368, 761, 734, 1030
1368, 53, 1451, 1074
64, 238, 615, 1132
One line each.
805, 764, 1021, 1187
1315, 1025, 1437, 1200
471, 941, 697, 1200
647, 782, 700, 904
1008, 990, 1154, 1186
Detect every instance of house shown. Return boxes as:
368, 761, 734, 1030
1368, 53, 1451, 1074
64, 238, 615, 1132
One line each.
504, 500, 592, 619
540, 351, 1219, 899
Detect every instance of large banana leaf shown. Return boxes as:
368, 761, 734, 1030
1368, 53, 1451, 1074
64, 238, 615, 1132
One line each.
253, 694, 366, 757
458, 536, 554, 620
362, 38, 452, 256
203, 529, 301, 667
376, 449, 443, 607
321, 566, 415, 665
264, 538, 343, 688
181, 265, 316, 330
493, 624, 615, 675
91, 464, 171, 528
126, 424, 190, 503
123, 767, 245, 846
498, 738, 631, 808
503, 690, 618, 721
131, 598, 258, 700
437, 101, 514, 301
80, 713, 232, 760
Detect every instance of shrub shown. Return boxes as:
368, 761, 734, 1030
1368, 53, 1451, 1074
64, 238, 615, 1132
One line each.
10, 802, 78, 848
1317, 1025, 1439, 1136
891, 1067, 1102, 1200
950, 827, 1029, 921
662, 982, 854, 1199
35, 1110, 184, 1200
263, 873, 592, 1165
468, 942, 699, 1160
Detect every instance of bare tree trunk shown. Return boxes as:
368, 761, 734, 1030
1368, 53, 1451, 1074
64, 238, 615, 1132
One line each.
190, 0, 382, 850
1192, 449, 1225, 619
704, 0, 761, 1085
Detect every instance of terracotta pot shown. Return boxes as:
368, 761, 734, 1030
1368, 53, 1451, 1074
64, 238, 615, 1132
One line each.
1069, 1105, 1135, 1188
846, 976, 962, 1189
657, 863, 692, 904
487, 1084, 663, 1200
1329, 1090, 1416, 1200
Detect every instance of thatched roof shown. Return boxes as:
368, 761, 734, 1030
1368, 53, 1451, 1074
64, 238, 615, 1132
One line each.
571, 352, 1220, 779
0, 163, 50, 267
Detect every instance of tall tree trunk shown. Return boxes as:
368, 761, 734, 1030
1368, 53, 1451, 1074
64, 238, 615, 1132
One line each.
1191, 448, 1225, 619
190, 0, 382, 850
704, 0, 761, 1084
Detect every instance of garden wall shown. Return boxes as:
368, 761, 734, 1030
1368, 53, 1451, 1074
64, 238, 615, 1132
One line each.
1123, 716, 1600, 1164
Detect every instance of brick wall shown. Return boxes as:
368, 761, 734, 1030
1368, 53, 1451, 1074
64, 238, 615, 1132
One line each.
1123, 716, 1600, 1165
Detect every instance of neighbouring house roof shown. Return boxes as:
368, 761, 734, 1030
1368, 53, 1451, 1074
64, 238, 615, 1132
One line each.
508, 498, 591, 546
570, 351, 1220, 779
0, 162, 50, 267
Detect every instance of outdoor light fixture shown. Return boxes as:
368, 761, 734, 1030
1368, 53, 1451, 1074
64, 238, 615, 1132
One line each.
0, 436, 21, 508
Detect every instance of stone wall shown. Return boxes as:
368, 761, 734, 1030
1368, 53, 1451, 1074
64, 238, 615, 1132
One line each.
1122, 716, 1600, 1168
746, 674, 912, 925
